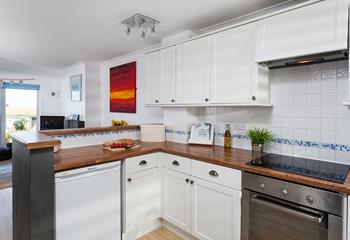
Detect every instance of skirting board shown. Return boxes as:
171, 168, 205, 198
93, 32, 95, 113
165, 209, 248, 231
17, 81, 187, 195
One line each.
161, 219, 199, 240
123, 218, 161, 240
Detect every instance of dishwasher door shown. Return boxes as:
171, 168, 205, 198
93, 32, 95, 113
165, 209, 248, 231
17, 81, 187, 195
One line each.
55, 162, 121, 240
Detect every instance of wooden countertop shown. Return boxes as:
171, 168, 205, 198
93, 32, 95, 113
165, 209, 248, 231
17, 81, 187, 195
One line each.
54, 141, 350, 194
11, 132, 61, 150
40, 125, 140, 136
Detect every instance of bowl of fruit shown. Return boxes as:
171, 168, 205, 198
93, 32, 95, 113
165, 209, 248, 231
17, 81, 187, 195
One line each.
111, 119, 128, 127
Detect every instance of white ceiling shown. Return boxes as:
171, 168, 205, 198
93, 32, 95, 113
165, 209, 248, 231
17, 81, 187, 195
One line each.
0, 0, 284, 74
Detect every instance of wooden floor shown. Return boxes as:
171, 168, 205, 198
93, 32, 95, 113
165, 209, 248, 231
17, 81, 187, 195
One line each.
0, 187, 180, 240
138, 227, 183, 240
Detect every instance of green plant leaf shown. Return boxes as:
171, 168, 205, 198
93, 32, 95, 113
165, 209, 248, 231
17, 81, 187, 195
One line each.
247, 128, 272, 144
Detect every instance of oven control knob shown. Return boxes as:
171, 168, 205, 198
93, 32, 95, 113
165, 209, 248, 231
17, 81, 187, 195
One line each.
282, 189, 288, 195
306, 195, 314, 205
260, 183, 266, 189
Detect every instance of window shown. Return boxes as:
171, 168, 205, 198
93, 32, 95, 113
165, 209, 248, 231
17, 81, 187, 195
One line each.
5, 89, 38, 132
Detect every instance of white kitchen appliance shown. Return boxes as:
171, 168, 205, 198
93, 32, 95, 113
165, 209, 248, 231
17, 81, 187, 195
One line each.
55, 161, 121, 240
140, 124, 165, 142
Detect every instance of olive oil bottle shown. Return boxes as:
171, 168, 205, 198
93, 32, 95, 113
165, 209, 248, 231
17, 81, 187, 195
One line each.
224, 124, 231, 149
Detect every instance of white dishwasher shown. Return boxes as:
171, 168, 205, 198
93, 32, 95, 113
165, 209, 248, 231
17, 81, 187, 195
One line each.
55, 161, 121, 240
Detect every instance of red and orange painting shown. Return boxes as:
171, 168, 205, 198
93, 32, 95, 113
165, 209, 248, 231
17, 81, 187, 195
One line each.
110, 62, 136, 113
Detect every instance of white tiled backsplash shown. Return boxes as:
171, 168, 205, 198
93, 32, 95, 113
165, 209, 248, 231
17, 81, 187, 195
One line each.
164, 60, 350, 164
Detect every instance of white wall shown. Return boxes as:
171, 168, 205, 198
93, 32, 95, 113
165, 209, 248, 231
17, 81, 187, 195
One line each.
85, 62, 101, 127
60, 62, 86, 120
100, 48, 163, 126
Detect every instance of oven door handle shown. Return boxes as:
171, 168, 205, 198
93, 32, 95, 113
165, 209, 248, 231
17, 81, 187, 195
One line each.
252, 196, 324, 224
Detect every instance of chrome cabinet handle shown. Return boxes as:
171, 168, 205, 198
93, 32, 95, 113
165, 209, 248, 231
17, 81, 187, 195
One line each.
172, 160, 180, 166
209, 170, 219, 177
139, 160, 147, 166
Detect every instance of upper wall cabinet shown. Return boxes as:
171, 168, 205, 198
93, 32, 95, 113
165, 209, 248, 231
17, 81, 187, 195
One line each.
211, 23, 266, 104
160, 47, 176, 105
176, 38, 211, 104
145, 51, 160, 105
255, 0, 349, 62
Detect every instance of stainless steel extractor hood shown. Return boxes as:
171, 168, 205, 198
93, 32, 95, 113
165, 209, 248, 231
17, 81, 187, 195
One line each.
262, 50, 348, 69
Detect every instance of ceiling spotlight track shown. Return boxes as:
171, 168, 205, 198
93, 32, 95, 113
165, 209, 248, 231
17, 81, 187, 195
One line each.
0, 78, 35, 87
122, 13, 160, 40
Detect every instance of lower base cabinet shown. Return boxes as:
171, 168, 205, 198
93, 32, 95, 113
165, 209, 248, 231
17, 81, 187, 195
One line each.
161, 168, 241, 240
191, 177, 241, 240
161, 169, 191, 232
124, 168, 160, 234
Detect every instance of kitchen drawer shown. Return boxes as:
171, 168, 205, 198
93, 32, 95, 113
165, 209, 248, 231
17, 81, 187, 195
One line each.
125, 153, 159, 174
160, 153, 191, 175
191, 160, 241, 190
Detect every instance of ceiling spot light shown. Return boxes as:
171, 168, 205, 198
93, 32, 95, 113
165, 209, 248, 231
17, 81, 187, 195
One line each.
125, 25, 131, 35
122, 13, 160, 40
140, 30, 146, 40
151, 24, 156, 37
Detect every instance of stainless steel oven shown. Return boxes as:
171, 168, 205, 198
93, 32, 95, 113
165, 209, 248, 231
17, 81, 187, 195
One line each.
242, 172, 344, 240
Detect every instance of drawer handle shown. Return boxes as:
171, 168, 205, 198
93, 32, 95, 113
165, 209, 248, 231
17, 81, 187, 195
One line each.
190, 180, 194, 185
139, 160, 147, 166
185, 178, 190, 183
127, 178, 132, 182
172, 160, 180, 166
209, 170, 219, 177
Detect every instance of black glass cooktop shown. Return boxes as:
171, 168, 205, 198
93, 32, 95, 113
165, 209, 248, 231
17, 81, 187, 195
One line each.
248, 154, 350, 184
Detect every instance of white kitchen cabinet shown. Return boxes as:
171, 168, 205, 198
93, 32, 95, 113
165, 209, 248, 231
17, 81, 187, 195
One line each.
159, 46, 176, 104
176, 37, 211, 104
161, 168, 191, 232
211, 23, 266, 104
124, 168, 160, 234
191, 177, 241, 240
145, 51, 160, 105
255, 0, 348, 62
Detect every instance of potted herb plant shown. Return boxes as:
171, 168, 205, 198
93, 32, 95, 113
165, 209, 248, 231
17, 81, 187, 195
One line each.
247, 128, 272, 154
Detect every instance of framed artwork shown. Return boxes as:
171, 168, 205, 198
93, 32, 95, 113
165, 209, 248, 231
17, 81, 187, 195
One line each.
70, 74, 82, 102
110, 62, 136, 113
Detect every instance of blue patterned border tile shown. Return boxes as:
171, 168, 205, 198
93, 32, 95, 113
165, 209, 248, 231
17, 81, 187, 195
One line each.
51, 128, 139, 139
168, 129, 350, 153
165, 128, 188, 136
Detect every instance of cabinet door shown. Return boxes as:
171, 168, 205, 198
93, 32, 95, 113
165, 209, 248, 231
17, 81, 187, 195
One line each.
161, 168, 191, 232
255, 0, 348, 62
191, 177, 241, 240
160, 47, 176, 104
176, 37, 211, 104
125, 168, 160, 231
145, 51, 160, 105
211, 23, 258, 104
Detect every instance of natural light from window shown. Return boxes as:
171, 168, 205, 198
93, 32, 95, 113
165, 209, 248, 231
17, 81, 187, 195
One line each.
5, 89, 37, 133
